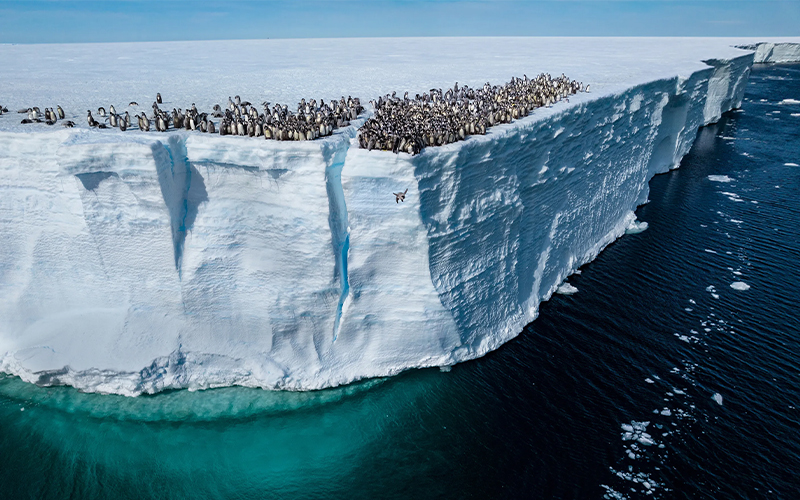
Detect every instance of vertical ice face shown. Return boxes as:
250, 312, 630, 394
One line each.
0, 43, 796, 395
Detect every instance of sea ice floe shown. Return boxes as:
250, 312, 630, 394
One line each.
778, 98, 800, 104
621, 421, 655, 446
712, 393, 724, 405
556, 283, 578, 295
645, 378, 655, 384
625, 219, 649, 234
708, 175, 733, 183
730, 281, 750, 291
705, 249, 717, 254
785, 162, 799, 167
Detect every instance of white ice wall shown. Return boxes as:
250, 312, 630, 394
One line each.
0, 40, 798, 395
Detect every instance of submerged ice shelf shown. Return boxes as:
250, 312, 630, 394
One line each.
1, 38, 799, 395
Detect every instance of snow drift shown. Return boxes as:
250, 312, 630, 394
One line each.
0, 39, 798, 395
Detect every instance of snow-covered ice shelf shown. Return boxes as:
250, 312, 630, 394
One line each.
1, 38, 798, 395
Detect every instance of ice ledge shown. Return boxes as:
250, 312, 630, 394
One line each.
738, 41, 800, 64
1, 41, 799, 395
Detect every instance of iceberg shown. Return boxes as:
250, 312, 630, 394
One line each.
1, 38, 799, 395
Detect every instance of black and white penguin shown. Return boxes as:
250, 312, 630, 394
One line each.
129, 101, 138, 106
56, 105, 65, 119
98, 107, 106, 117
157, 93, 162, 104
109, 104, 116, 116
87, 110, 98, 127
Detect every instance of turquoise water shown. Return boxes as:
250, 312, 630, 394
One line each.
2, 63, 800, 499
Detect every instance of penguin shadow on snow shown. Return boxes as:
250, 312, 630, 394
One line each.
151, 136, 208, 275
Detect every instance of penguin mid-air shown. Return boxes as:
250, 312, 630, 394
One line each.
129, 102, 138, 106
157, 93, 162, 104
394, 188, 408, 203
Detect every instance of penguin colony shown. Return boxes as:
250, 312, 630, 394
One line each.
2, 72, 586, 153
358, 73, 587, 155
6, 95, 363, 140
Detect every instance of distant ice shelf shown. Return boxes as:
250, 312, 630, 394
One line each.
1, 38, 799, 396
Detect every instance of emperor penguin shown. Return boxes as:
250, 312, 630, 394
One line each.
207, 121, 215, 134
56, 105, 65, 119
109, 104, 116, 116
157, 93, 162, 104
87, 110, 98, 127
98, 107, 106, 117
394, 188, 408, 203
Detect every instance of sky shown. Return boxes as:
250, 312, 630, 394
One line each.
1, 0, 798, 44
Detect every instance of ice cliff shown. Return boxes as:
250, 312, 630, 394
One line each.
1, 39, 798, 395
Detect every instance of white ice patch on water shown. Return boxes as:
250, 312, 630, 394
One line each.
730, 281, 750, 291
621, 421, 655, 446
625, 219, 649, 234
556, 283, 579, 295
708, 175, 734, 183
778, 98, 800, 105
720, 191, 745, 202
712, 393, 724, 405
785, 162, 799, 167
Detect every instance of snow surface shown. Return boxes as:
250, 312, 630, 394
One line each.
1, 38, 799, 395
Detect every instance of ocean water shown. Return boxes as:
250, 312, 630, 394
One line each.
1, 63, 798, 500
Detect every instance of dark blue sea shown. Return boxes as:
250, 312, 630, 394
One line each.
1, 63, 798, 500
